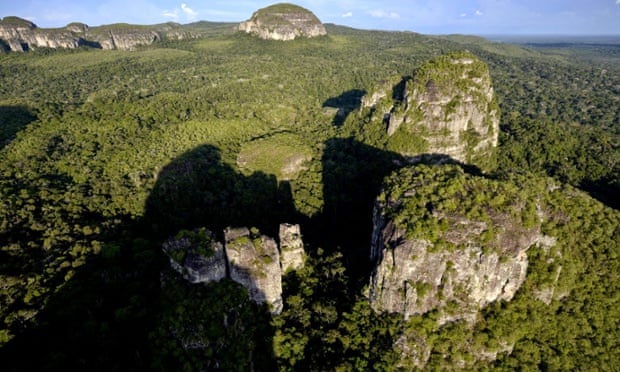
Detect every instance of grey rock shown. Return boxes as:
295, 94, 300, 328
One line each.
361, 53, 499, 170
225, 227, 283, 314
279, 223, 305, 272
368, 167, 544, 322
238, 4, 327, 41
163, 229, 227, 284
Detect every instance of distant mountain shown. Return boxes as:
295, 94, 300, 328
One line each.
237, 3, 327, 41
0, 16, 234, 52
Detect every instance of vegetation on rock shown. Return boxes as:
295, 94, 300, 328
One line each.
0, 11, 618, 370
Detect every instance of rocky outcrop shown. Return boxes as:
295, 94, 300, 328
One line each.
279, 223, 305, 272
163, 224, 304, 314
0, 17, 199, 52
90, 27, 162, 50
370, 226, 531, 322
368, 165, 551, 322
225, 227, 283, 314
0, 17, 80, 51
362, 52, 499, 170
238, 3, 327, 41
163, 228, 227, 284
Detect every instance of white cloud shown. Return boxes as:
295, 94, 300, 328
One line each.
475, 10, 483, 16
162, 9, 179, 20
460, 13, 467, 17
342, 11, 353, 18
181, 3, 198, 20
616, 0, 620, 4
367, 9, 400, 19
162, 3, 198, 22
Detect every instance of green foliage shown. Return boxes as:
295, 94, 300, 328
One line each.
237, 132, 313, 180
273, 251, 401, 370
377, 165, 620, 369
0, 19, 617, 371
151, 275, 276, 371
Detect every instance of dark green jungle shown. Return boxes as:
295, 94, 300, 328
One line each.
0, 20, 619, 371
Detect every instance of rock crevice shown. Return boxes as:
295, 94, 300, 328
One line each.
163, 224, 305, 314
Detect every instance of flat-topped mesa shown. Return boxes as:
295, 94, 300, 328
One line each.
0, 17, 195, 52
0, 17, 80, 51
238, 3, 327, 41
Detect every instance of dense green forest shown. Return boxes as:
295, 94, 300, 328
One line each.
0, 22, 618, 370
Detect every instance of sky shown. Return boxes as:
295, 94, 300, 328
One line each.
1, 0, 619, 35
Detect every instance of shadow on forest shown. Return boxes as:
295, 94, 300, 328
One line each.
323, 89, 366, 127
313, 140, 482, 288
0, 136, 483, 370
144, 144, 295, 239
0, 105, 38, 149
310, 138, 402, 285
0, 144, 286, 370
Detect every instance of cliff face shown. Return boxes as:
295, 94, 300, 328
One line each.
93, 29, 162, 50
238, 3, 327, 41
225, 227, 284, 314
0, 17, 79, 51
0, 17, 194, 52
163, 228, 227, 284
367, 165, 563, 367
362, 52, 499, 170
163, 224, 305, 314
368, 165, 554, 322
279, 223, 306, 272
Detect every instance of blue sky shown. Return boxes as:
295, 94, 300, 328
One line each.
1, 0, 619, 35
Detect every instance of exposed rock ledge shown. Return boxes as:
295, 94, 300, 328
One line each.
163, 224, 305, 314
0, 16, 196, 52
368, 165, 555, 323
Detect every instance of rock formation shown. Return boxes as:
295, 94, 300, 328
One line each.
368, 165, 552, 322
362, 52, 499, 170
163, 224, 304, 314
0, 17, 80, 51
238, 3, 327, 41
0, 16, 198, 52
279, 223, 305, 272
163, 228, 227, 284
224, 227, 283, 314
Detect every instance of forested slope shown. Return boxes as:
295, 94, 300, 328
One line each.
0, 22, 618, 370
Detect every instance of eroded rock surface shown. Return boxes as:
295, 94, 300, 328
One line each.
368, 165, 550, 322
163, 224, 305, 314
238, 3, 327, 41
0, 16, 197, 51
362, 52, 499, 170
279, 223, 305, 272
224, 227, 283, 313
163, 228, 227, 284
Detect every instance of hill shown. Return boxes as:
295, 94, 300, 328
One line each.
0, 16, 234, 51
237, 3, 327, 40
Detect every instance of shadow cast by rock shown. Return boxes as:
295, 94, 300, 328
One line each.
144, 144, 295, 239
315, 137, 403, 285
0, 143, 291, 371
0, 105, 38, 148
323, 89, 366, 127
